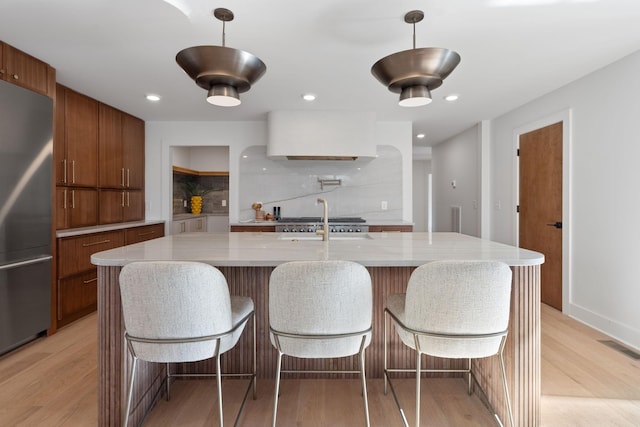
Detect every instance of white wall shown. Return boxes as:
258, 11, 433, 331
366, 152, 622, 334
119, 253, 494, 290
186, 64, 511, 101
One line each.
432, 125, 481, 236
490, 49, 640, 351
171, 146, 189, 168
189, 146, 229, 171
145, 120, 412, 225
412, 159, 431, 232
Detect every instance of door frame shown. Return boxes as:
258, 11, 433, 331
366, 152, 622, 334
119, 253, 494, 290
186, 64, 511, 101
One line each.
513, 108, 572, 312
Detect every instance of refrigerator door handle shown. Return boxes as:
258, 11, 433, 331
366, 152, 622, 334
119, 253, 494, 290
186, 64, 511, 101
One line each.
0, 255, 53, 271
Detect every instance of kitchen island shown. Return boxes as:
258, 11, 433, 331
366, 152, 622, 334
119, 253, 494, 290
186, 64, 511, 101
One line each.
92, 232, 544, 426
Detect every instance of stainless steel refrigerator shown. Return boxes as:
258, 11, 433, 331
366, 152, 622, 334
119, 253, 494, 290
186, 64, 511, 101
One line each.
0, 79, 53, 355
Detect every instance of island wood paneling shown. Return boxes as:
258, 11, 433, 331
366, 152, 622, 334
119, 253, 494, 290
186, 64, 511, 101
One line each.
97, 264, 540, 427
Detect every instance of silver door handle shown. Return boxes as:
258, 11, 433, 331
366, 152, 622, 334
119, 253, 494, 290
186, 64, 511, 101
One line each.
0, 256, 52, 271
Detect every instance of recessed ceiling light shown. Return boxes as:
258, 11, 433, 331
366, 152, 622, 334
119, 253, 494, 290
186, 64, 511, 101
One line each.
146, 94, 161, 102
416, 133, 426, 139
444, 94, 459, 102
302, 93, 316, 101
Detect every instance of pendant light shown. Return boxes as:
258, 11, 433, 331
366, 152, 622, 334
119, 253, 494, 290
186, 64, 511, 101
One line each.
176, 8, 266, 107
371, 10, 460, 107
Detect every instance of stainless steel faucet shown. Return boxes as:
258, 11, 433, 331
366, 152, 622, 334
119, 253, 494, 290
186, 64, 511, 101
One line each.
316, 198, 329, 241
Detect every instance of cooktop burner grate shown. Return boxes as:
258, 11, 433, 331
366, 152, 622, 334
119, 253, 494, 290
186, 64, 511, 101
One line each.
278, 217, 366, 223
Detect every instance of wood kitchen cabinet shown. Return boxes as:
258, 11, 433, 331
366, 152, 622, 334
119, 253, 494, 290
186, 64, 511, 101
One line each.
0, 41, 54, 97
98, 104, 124, 188
56, 223, 164, 328
122, 112, 145, 189
56, 230, 124, 327
125, 223, 164, 245
56, 85, 99, 187
98, 189, 144, 224
55, 187, 98, 230
55, 83, 145, 230
98, 106, 144, 189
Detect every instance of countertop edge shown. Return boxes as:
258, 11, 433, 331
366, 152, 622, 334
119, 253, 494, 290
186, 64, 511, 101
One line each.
56, 220, 165, 238
90, 232, 544, 268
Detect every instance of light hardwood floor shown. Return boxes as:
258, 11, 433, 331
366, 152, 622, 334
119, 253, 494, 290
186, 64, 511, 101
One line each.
0, 304, 638, 426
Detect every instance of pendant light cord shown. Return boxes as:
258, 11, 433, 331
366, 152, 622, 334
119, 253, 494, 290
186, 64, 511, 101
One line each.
222, 20, 226, 47
412, 21, 416, 50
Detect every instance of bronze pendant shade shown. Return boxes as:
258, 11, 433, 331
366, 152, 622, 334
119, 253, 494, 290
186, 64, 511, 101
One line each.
176, 8, 266, 107
371, 10, 460, 107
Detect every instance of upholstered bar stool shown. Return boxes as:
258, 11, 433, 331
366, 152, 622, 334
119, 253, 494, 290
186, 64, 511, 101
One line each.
384, 260, 514, 427
119, 261, 256, 427
269, 260, 373, 427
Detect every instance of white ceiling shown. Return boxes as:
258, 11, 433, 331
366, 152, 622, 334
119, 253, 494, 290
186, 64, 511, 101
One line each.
2, 0, 640, 146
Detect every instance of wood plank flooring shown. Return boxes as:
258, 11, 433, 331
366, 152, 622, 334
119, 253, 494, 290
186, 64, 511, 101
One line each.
1, 304, 639, 426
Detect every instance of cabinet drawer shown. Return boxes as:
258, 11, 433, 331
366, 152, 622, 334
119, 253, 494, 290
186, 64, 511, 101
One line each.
57, 270, 98, 326
57, 230, 124, 278
125, 224, 165, 245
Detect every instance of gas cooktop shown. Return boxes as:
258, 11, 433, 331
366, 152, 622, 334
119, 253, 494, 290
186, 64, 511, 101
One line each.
278, 217, 366, 223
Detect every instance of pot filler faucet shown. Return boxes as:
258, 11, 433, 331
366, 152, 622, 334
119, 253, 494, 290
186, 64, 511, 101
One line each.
316, 198, 329, 241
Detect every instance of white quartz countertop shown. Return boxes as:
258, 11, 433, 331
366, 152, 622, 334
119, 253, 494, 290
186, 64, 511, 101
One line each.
91, 232, 544, 268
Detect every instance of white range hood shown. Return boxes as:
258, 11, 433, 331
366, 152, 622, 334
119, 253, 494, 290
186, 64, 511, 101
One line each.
267, 110, 376, 160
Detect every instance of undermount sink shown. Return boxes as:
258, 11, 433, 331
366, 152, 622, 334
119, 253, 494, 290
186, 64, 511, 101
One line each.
278, 233, 372, 241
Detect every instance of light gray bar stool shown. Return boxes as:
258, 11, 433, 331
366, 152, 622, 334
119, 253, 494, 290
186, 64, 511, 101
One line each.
269, 260, 373, 427
119, 261, 256, 427
384, 260, 514, 427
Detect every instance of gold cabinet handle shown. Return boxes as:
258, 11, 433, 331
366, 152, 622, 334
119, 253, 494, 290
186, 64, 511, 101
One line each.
121, 168, 125, 187
11, 73, 19, 80
63, 159, 67, 184
63, 189, 67, 209
82, 239, 111, 247
137, 230, 155, 236
71, 160, 76, 183
127, 169, 130, 187
121, 191, 125, 207
83, 277, 98, 284
127, 191, 130, 207
71, 190, 75, 209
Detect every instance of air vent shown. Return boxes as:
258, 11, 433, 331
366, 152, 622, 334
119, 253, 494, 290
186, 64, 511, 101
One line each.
599, 340, 640, 360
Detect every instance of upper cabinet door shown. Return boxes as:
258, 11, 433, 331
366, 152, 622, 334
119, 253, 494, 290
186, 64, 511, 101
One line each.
54, 84, 67, 185
65, 89, 98, 187
122, 113, 144, 189
1, 42, 53, 97
98, 104, 124, 188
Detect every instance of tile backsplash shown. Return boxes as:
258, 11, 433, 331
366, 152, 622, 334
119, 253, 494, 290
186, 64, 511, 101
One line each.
238, 145, 402, 221
172, 173, 229, 215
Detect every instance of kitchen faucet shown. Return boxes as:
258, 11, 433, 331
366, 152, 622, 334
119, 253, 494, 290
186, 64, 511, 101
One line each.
316, 198, 329, 241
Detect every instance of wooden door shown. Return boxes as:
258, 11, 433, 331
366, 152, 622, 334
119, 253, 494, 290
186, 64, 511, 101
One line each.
122, 113, 145, 189
54, 84, 67, 185
519, 122, 563, 310
68, 188, 98, 229
65, 89, 98, 186
98, 104, 124, 188
2, 43, 50, 95
55, 187, 69, 230
123, 190, 144, 222
98, 190, 125, 224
